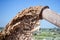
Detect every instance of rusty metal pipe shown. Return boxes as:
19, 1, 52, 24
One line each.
42, 8, 60, 27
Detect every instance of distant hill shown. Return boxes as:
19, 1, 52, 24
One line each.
0, 27, 3, 29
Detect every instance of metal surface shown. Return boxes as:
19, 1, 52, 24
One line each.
42, 8, 60, 27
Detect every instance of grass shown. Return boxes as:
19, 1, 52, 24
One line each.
0, 28, 60, 40
33, 28, 60, 40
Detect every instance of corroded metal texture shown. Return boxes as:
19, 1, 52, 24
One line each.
42, 8, 60, 27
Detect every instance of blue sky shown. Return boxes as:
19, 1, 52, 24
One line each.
0, 0, 60, 28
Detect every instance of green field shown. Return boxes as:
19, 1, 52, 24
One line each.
33, 28, 60, 40
0, 28, 60, 40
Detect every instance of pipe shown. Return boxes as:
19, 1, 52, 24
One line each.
42, 8, 60, 27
